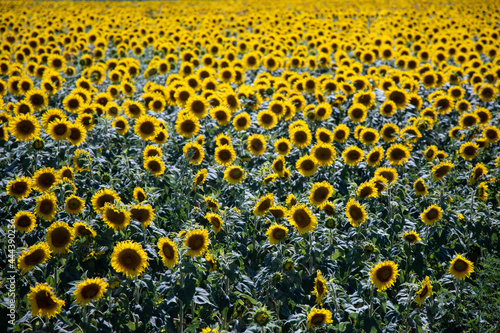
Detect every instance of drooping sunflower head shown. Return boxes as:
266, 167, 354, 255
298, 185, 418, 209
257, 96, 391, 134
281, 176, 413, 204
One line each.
431, 161, 454, 181
345, 198, 367, 227
74, 222, 96, 238
18, 242, 52, 274
370, 260, 399, 291
158, 237, 178, 268
413, 178, 428, 196
312, 270, 328, 304
414, 276, 433, 306
28, 283, 65, 318
253, 193, 275, 216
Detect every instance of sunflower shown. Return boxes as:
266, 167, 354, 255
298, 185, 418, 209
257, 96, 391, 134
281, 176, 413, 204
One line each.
459, 112, 479, 129
269, 206, 287, 219
111, 240, 149, 278
67, 123, 87, 146
288, 204, 317, 234
345, 198, 367, 227
233, 112, 251, 131
296, 154, 318, 177
386, 143, 411, 166
76, 113, 95, 131
91, 188, 121, 214
102, 203, 131, 231
379, 123, 399, 143
64, 195, 85, 215
342, 146, 364, 166
379, 100, 397, 117
193, 169, 208, 188
482, 125, 500, 143
247, 134, 267, 156
74, 222, 96, 238
210, 106, 231, 126
253, 193, 274, 216
257, 110, 278, 130
274, 138, 292, 156
414, 276, 433, 306
6, 176, 32, 199
478, 182, 488, 201
458, 142, 479, 161
123, 100, 145, 118
47, 118, 71, 141
400, 126, 422, 143
413, 178, 428, 196
315, 127, 334, 144
205, 197, 220, 211
477, 83, 497, 102
143, 145, 163, 159
309, 181, 334, 208
135, 115, 159, 141
290, 126, 312, 149
311, 143, 336, 167
359, 128, 380, 146
184, 229, 210, 257
403, 230, 422, 244
63, 94, 84, 113
46, 221, 75, 255
271, 155, 286, 176
205, 212, 224, 234
420, 204, 443, 225
9, 114, 41, 141
307, 308, 333, 328
221, 90, 241, 112
183, 142, 205, 165
28, 283, 65, 318
224, 165, 246, 184
18, 242, 52, 274
312, 270, 328, 305
475, 107, 492, 126
374, 167, 398, 185
175, 114, 200, 138
74, 278, 108, 306
357, 181, 378, 200
423, 145, 438, 162
158, 237, 178, 268
130, 204, 155, 228
431, 161, 454, 181
433, 95, 454, 114
366, 147, 384, 167
449, 254, 474, 280
370, 261, 399, 291
25, 89, 48, 111
144, 156, 165, 177
13, 210, 37, 233
35, 192, 58, 221
112, 116, 129, 135
185, 95, 209, 119
33, 167, 59, 192
214, 145, 236, 166
386, 87, 408, 109
347, 103, 368, 123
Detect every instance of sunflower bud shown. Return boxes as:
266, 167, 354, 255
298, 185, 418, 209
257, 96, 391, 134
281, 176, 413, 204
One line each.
265, 87, 274, 96
363, 242, 376, 254
253, 306, 271, 327
325, 217, 336, 229
272, 272, 282, 284
33, 138, 45, 150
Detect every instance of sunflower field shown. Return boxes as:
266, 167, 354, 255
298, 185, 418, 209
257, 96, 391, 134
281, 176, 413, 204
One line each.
2, 0, 500, 331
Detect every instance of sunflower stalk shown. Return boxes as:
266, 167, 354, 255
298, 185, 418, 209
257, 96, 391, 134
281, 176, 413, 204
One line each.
308, 232, 314, 274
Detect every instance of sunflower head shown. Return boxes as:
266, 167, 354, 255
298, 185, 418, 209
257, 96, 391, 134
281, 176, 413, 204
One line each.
111, 240, 149, 278
370, 260, 399, 291
183, 229, 210, 257
74, 278, 108, 306
28, 283, 65, 318
449, 254, 474, 280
